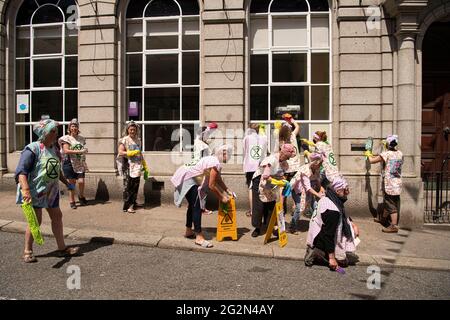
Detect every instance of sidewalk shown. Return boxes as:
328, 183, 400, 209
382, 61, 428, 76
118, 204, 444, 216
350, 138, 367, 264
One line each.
1, 190, 449, 271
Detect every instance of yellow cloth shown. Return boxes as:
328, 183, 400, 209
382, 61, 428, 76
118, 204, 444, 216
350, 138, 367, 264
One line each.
364, 150, 373, 158
142, 159, 149, 180
301, 138, 315, 147
127, 150, 140, 157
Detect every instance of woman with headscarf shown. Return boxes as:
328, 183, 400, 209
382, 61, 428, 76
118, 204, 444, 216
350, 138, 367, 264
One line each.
249, 143, 296, 237
304, 177, 360, 270
288, 152, 325, 234
58, 118, 88, 209
117, 121, 148, 213
15, 119, 80, 263
171, 145, 234, 248
303, 131, 340, 187
365, 134, 403, 233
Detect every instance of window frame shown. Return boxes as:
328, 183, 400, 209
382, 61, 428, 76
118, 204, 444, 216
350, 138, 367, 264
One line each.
125, 0, 200, 152
14, 2, 79, 150
248, 0, 332, 151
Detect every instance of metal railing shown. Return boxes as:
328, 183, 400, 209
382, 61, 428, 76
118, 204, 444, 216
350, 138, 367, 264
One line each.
423, 157, 450, 224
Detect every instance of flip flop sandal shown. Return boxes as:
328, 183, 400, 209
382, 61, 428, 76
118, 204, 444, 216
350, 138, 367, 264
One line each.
195, 240, 213, 248
127, 208, 136, 214
23, 250, 37, 263
57, 246, 80, 257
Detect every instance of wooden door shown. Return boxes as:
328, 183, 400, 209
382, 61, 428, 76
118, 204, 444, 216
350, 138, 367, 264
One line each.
421, 22, 450, 174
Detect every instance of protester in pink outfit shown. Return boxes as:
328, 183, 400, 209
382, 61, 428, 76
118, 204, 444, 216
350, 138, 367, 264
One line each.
304, 177, 360, 270
243, 123, 268, 217
172, 145, 234, 248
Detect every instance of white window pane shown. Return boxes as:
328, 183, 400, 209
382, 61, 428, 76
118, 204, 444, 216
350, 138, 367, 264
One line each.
146, 54, 178, 84
272, 16, 307, 47
65, 26, 78, 55
33, 59, 61, 87
144, 124, 180, 151
250, 16, 268, 50
272, 53, 307, 82
31, 90, 63, 121
182, 18, 199, 50
127, 21, 143, 52
271, 86, 308, 120
311, 86, 329, 120
183, 19, 199, 35
16, 59, 30, 90
146, 20, 178, 50
250, 54, 268, 84
311, 16, 329, 48
33, 26, 62, 54
147, 20, 178, 35
144, 88, 180, 121
127, 21, 143, 37
17, 27, 30, 57
311, 53, 329, 83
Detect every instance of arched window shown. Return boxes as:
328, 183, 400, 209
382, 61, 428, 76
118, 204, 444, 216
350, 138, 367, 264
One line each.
249, 0, 330, 150
15, 0, 79, 150
125, 0, 200, 152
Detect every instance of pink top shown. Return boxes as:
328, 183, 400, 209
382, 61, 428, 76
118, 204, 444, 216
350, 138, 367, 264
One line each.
290, 164, 320, 194
307, 197, 358, 260
243, 129, 268, 173
171, 156, 221, 188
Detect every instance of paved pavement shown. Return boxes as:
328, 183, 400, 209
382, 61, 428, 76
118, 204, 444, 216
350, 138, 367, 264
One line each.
0, 190, 450, 271
1, 232, 449, 300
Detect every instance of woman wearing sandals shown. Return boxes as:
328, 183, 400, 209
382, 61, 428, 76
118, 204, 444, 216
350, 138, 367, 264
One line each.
58, 118, 88, 209
15, 119, 80, 263
117, 121, 147, 214
171, 145, 234, 248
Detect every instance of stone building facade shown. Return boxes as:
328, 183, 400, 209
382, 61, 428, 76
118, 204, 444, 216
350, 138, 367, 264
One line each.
1, 0, 449, 228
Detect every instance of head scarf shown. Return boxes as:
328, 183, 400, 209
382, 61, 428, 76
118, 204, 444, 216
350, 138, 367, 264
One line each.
331, 176, 348, 192
124, 120, 140, 137
280, 143, 295, 158
33, 119, 59, 142
386, 134, 398, 149
313, 132, 320, 141
68, 118, 80, 134
309, 152, 325, 162
214, 144, 233, 162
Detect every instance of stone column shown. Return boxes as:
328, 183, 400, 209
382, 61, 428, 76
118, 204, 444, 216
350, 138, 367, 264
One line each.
396, 33, 417, 176
78, 2, 118, 174
202, 0, 245, 170
394, 31, 423, 227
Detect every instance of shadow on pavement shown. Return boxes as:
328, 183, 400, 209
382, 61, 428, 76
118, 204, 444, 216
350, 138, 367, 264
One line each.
35, 237, 114, 269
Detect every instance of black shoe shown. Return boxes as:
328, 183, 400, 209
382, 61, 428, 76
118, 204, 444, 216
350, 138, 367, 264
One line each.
79, 197, 88, 206
70, 202, 77, 209
251, 228, 260, 237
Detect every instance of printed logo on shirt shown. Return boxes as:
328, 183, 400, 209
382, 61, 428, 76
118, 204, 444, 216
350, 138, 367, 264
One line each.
45, 157, 60, 180
328, 152, 337, 166
71, 143, 84, 160
250, 145, 262, 160
388, 159, 402, 178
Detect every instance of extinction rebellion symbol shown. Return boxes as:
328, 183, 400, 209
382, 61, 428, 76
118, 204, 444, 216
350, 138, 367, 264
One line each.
45, 158, 59, 179
250, 145, 262, 160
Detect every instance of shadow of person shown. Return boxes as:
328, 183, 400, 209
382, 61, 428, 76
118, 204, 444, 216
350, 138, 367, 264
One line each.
35, 237, 114, 269
95, 179, 110, 202
297, 219, 310, 233
143, 178, 162, 210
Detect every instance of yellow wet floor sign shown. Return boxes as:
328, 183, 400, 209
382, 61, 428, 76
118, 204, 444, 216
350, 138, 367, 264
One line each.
217, 197, 237, 241
264, 200, 288, 247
